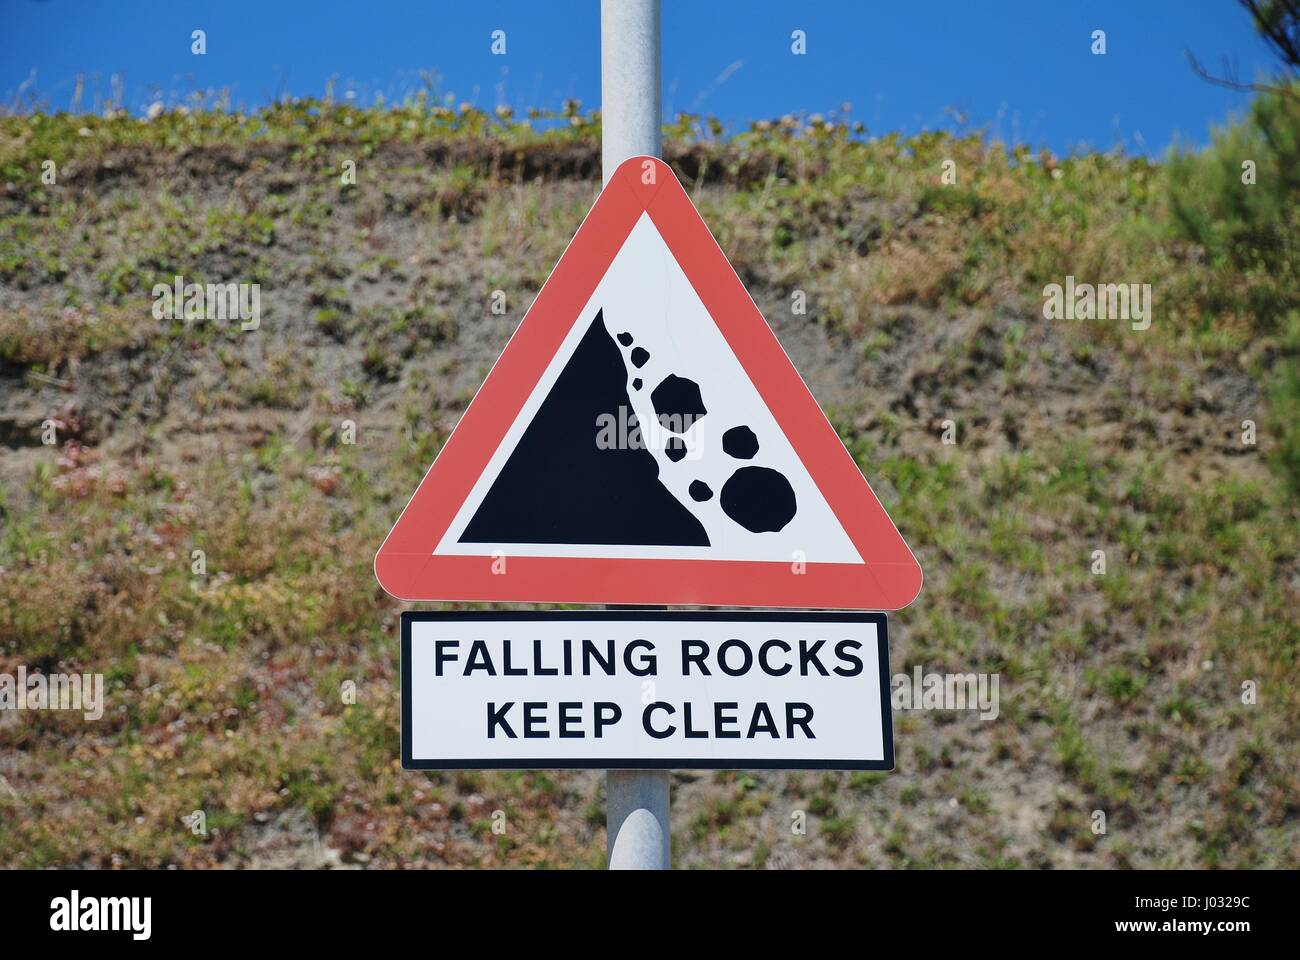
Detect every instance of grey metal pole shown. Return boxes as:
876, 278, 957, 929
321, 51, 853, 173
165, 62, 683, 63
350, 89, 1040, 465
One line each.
601, 0, 662, 183
601, 0, 668, 869
606, 767, 671, 869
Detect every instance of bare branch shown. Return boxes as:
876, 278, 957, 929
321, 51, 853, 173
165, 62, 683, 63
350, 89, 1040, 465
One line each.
1185, 50, 1300, 102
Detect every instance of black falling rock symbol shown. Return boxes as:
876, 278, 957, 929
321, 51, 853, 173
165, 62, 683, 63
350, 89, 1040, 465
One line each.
689, 480, 713, 502
617, 332, 634, 346
722, 425, 759, 459
720, 466, 797, 533
652, 374, 707, 433
632, 377, 642, 391
459, 309, 709, 547
665, 437, 687, 462
631, 347, 650, 368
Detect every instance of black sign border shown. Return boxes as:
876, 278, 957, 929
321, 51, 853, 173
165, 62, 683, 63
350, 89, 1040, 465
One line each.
400, 610, 893, 771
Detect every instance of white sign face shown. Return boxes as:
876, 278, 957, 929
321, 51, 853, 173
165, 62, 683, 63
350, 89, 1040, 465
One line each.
436, 214, 861, 564
401, 612, 892, 770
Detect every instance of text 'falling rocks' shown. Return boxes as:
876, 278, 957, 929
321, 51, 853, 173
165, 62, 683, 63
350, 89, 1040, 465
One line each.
432, 634, 866, 741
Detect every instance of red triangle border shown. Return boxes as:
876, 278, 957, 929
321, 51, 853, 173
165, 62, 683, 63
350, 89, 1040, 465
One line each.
374, 156, 922, 610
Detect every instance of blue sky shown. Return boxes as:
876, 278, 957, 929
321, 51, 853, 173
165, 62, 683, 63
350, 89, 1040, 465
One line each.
0, 0, 1281, 154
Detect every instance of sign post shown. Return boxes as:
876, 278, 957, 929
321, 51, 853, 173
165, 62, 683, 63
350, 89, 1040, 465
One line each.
375, 0, 922, 873
600, 0, 669, 871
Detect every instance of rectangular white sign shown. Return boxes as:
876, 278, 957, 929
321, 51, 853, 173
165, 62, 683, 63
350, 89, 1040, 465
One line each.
401, 611, 892, 770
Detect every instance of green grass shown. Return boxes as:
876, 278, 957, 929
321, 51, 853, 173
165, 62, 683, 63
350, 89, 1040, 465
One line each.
1, 92, 1297, 868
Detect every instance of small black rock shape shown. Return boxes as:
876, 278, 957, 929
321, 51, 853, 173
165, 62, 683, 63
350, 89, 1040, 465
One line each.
722, 425, 759, 459
651, 374, 707, 433
689, 480, 713, 502
720, 465, 796, 533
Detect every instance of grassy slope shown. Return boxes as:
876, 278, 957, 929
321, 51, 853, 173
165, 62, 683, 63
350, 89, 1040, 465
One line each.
0, 103, 1296, 868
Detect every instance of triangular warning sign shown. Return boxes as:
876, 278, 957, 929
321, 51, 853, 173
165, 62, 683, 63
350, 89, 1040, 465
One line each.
375, 156, 922, 609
